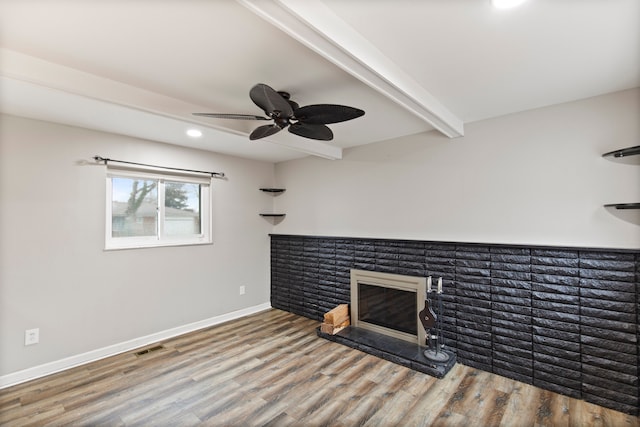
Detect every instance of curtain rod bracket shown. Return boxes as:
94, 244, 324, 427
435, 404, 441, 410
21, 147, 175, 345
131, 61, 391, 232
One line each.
93, 155, 225, 179
94, 155, 108, 165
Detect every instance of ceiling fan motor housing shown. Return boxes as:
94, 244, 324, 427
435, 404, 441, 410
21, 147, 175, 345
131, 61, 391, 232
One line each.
273, 113, 291, 129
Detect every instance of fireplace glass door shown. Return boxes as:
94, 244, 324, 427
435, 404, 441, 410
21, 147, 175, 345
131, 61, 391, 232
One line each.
358, 283, 417, 336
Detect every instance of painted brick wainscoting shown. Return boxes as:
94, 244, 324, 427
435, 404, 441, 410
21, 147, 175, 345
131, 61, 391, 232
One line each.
270, 235, 640, 415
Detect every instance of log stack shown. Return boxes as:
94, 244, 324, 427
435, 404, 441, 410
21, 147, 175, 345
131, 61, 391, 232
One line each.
320, 304, 350, 335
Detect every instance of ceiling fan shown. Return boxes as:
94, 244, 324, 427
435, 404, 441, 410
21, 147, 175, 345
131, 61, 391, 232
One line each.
193, 83, 365, 141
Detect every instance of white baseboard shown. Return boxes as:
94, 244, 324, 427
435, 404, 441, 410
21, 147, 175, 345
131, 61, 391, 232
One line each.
0, 302, 272, 389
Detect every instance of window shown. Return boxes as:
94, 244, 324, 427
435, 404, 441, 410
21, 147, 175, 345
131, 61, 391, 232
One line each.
105, 168, 212, 249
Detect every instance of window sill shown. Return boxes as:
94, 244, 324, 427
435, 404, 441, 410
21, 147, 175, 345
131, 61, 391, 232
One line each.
105, 239, 213, 251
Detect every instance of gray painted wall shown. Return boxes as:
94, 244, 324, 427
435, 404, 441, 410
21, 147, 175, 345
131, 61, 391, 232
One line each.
274, 89, 640, 249
0, 114, 275, 379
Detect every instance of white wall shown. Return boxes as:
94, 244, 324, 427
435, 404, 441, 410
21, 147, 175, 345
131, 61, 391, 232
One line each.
274, 89, 640, 249
0, 114, 275, 380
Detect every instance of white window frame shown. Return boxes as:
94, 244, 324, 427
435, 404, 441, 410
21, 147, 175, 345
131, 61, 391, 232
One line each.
105, 168, 213, 250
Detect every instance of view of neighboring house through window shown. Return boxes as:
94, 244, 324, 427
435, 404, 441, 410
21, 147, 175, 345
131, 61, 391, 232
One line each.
105, 169, 212, 249
164, 181, 202, 236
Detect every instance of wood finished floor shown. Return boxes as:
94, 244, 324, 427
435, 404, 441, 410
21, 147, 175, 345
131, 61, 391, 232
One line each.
1, 309, 638, 427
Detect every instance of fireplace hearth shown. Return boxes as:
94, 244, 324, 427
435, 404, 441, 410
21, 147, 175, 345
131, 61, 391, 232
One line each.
317, 323, 457, 378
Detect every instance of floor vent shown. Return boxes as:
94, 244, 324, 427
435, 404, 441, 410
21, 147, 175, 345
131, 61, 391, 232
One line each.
135, 345, 164, 356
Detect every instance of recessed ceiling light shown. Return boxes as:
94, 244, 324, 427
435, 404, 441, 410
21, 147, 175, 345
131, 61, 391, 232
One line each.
186, 129, 203, 138
492, 0, 528, 9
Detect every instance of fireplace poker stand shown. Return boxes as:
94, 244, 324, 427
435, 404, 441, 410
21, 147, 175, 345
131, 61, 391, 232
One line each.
421, 277, 452, 363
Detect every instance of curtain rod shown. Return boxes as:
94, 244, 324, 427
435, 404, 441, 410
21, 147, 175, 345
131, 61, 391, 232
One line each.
93, 156, 225, 179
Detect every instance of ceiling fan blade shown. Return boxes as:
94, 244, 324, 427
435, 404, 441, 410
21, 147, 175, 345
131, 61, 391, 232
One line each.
289, 122, 333, 141
250, 124, 282, 140
294, 104, 364, 125
193, 113, 270, 120
250, 83, 293, 118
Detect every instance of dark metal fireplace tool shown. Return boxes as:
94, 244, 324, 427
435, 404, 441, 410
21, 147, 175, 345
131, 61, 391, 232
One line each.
419, 277, 452, 363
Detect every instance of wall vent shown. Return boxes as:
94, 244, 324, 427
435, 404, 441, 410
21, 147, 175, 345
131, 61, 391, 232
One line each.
134, 345, 164, 356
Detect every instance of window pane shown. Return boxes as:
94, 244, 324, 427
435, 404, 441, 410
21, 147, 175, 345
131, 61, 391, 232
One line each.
164, 181, 201, 236
111, 177, 158, 237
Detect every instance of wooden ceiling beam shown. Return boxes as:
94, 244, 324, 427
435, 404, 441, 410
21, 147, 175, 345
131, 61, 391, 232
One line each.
239, 0, 464, 138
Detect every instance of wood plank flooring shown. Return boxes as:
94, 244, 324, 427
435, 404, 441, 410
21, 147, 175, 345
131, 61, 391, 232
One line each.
1, 309, 638, 426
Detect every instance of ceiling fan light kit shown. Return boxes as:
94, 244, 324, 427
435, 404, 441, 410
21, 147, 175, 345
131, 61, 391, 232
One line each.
194, 83, 364, 141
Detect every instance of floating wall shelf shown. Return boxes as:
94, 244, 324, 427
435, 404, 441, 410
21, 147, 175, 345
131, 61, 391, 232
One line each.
602, 145, 640, 158
602, 146, 639, 217
260, 187, 286, 220
259, 188, 286, 194
604, 203, 640, 210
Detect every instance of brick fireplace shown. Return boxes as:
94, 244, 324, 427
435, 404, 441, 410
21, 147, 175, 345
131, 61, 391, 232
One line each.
270, 234, 640, 415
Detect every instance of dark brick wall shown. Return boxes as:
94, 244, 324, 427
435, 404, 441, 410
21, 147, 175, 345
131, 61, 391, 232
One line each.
270, 234, 640, 415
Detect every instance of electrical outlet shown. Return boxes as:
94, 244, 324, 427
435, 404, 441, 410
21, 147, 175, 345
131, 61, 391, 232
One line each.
25, 328, 39, 346
239, 286, 246, 295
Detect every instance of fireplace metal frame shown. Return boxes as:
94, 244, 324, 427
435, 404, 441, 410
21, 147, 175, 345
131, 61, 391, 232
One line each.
350, 269, 427, 345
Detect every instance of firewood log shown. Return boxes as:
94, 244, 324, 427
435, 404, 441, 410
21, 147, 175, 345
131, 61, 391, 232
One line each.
320, 317, 350, 335
323, 304, 349, 326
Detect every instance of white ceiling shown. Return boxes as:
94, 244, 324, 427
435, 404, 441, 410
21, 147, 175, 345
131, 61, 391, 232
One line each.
1, 0, 638, 163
